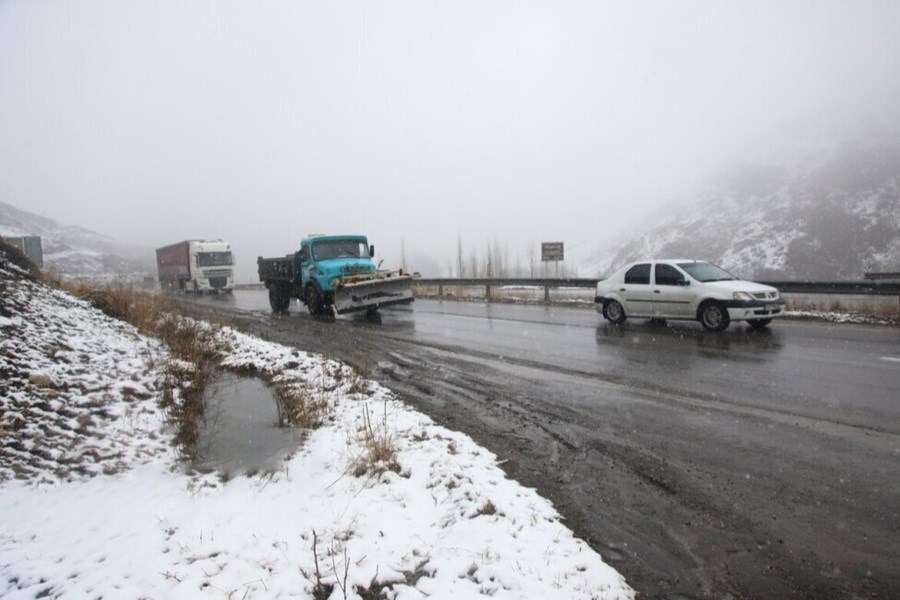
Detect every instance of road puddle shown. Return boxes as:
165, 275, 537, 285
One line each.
194, 371, 301, 476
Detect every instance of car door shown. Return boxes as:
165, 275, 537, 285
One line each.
653, 263, 694, 317
621, 263, 654, 316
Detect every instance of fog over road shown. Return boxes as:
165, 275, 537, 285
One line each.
185, 292, 900, 599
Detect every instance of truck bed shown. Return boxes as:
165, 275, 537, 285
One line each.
257, 255, 295, 284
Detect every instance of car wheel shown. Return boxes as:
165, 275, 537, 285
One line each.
604, 299, 627, 324
747, 318, 772, 329
699, 301, 730, 332
268, 286, 290, 312
306, 281, 326, 316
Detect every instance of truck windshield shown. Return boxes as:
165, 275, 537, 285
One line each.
311, 240, 370, 261
677, 262, 737, 282
198, 252, 233, 267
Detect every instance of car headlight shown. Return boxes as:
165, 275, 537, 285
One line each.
733, 292, 754, 301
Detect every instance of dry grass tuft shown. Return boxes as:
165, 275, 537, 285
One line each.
352, 403, 400, 477
473, 500, 501, 518
277, 385, 330, 430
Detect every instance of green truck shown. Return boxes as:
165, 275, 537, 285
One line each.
257, 234, 416, 316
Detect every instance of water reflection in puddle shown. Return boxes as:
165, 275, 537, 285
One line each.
194, 371, 301, 476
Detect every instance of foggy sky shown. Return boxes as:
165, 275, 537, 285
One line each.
2, 0, 899, 281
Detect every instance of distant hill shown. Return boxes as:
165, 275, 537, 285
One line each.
0, 201, 154, 278
585, 136, 900, 280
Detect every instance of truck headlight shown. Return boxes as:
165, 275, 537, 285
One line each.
733, 292, 754, 301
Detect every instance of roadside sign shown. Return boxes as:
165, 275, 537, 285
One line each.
541, 242, 564, 262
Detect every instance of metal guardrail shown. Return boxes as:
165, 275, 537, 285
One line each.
413, 277, 900, 300
864, 272, 900, 281
414, 277, 595, 302
757, 281, 900, 296
415, 277, 597, 288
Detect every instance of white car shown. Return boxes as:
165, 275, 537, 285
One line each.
595, 259, 786, 331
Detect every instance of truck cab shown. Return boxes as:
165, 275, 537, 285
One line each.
188, 240, 235, 292
294, 235, 376, 293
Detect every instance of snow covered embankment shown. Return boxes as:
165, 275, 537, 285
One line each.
0, 255, 633, 599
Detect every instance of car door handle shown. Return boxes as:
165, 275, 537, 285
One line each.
654, 290, 661, 293
619, 288, 625, 292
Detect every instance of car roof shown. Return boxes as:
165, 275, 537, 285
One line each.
625, 258, 702, 266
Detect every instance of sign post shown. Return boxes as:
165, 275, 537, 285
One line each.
541, 242, 564, 297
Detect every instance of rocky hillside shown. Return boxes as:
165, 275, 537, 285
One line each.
590, 136, 900, 280
0, 201, 154, 278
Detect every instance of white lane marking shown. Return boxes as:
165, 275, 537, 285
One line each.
880, 357, 900, 363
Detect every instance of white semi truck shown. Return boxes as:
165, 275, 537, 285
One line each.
156, 239, 234, 293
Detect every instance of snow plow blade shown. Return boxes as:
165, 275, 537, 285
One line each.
332, 271, 417, 315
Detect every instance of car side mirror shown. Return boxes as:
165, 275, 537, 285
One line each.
369, 245, 375, 257
679, 280, 690, 286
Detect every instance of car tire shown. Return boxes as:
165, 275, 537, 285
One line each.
699, 301, 730, 332
268, 286, 290, 312
747, 318, 772, 329
306, 281, 326, 316
604, 299, 627, 324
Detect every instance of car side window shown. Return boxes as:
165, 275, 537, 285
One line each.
624, 263, 651, 284
655, 264, 684, 286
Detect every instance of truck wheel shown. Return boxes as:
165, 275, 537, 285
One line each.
268, 286, 290, 312
699, 301, 730, 331
306, 281, 326, 316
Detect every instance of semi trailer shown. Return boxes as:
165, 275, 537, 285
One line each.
156, 239, 234, 293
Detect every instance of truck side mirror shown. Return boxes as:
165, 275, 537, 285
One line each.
369, 245, 375, 257
299, 249, 309, 262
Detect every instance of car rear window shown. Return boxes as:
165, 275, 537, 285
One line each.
624, 263, 651, 284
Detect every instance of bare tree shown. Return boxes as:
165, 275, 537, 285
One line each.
456, 234, 466, 278
468, 248, 479, 278
526, 240, 537, 277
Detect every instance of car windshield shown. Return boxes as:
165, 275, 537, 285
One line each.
677, 261, 737, 282
311, 239, 370, 261
197, 252, 233, 267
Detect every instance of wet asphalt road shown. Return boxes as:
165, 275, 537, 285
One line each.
184, 291, 900, 600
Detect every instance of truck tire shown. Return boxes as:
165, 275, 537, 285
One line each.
306, 281, 326, 316
268, 286, 290, 312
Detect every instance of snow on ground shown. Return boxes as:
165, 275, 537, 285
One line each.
0, 254, 633, 599
783, 310, 897, 325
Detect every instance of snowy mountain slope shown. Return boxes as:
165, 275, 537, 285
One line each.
0, 201, 154, 277
584, 136, 900, 280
